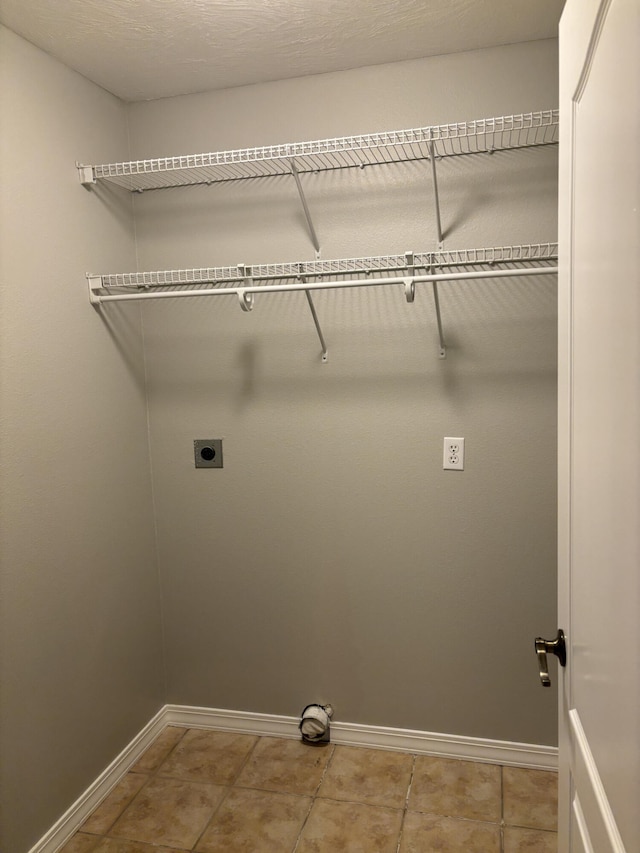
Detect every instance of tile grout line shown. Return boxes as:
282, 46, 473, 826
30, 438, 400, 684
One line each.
291, 740, 336, 853
395, 753, 417, 853
311, 740, 337, 799
291, 792, 317, 853
189, 729, 263, 852
98, 727, 190, 843
76, 728, 188, 843
308, 794, 407, 810
142, 725, 189, 781
189, 785, 233, 852
404, 754, 417, 811
94, 726, 249, 852
500, 764, 505, 853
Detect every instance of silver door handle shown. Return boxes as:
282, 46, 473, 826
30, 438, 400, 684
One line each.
534, 629, 566, 687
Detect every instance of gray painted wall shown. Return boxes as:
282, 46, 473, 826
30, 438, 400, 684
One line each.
0, 31, 559, 851
0, 28, 164, 853
129, 41, 558, 745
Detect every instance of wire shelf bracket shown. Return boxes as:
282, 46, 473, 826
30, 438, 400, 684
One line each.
304, 289, 328, 363
431, 278, 447, 359
290, 158, 321, 258
428, 142, 444, 248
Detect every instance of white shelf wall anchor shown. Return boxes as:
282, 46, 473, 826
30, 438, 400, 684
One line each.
428, 141, 444, 249
87, 274, 102, 306
77, 163, 95, 186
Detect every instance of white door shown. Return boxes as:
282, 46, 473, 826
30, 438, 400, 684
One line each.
557, 0, 640, 851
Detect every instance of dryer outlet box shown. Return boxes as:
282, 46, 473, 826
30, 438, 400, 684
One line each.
194, 439, 223, 468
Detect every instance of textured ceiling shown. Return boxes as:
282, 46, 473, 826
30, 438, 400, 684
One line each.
0, 0, 564, 101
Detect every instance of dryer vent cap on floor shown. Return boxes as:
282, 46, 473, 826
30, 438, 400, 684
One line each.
299, 703, 333, 745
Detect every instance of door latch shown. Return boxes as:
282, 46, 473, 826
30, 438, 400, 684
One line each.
534, 629, 566, 687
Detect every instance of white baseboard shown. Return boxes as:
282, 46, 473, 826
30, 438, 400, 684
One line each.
164, 704, 558, 771
31, 704, 557, 853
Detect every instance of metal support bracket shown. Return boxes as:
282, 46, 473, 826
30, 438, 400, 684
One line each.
304, 291, 328, 363
298, 266, 328, 363
431, 268, 447, 358
290, 159, 321, 257
428, 142, 444, 248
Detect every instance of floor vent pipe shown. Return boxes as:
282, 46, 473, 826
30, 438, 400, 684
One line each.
299, 703, 333, 745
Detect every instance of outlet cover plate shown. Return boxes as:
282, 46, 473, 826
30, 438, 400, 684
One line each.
194, 439, 223, 468
443, 437, 464, 470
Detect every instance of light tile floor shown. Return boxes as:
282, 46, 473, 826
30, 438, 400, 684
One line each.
60, 726, 558, 853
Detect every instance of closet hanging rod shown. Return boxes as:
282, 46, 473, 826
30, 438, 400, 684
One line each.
89, 265, 557, 305
78, 110, 558, 191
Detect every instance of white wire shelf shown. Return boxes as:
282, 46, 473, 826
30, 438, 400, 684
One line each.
78, 110, 559, 192
89, 243, 558, 294
87, 242, 557, 362
87, 243, 558, 302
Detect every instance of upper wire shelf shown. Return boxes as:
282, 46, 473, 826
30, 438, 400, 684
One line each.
78, 110, 559, 192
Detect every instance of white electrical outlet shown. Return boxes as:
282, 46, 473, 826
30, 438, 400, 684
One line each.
443, 437, 465, 470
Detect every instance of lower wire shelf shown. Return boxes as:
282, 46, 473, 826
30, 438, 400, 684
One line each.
88, 242, 558, 299
87, 242, 558, 362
